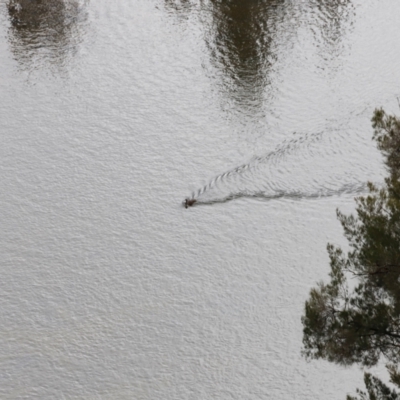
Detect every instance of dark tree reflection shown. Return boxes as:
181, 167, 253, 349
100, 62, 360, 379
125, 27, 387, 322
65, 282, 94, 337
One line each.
309, 0, 355, 62
203, 0, 282, 113
164, 0, 193, 14
166, 0, 355, 114
7, 0, 88, 71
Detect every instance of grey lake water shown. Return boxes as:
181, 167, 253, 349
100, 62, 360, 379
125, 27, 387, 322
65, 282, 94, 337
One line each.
1, 0, 400, 398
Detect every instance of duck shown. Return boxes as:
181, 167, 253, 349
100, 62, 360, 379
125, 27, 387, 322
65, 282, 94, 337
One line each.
184, 198, 197, 208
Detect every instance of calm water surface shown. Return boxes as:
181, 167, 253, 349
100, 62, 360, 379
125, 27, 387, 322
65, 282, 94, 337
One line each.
1, 0, 400, 398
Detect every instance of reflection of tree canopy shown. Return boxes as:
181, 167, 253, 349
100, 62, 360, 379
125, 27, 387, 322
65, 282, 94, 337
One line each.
7, 0, 88, 70
205, 0, 270, 102
204, 0, 279, 109
166, 0, 355, 112
309, 0, 355, 61
164, 0, 192, 14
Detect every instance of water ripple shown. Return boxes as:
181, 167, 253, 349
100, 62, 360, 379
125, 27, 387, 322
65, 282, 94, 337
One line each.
185, 102, 387, 207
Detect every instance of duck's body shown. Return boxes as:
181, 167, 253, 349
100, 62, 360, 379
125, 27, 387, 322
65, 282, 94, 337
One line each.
184, 198, 197, 208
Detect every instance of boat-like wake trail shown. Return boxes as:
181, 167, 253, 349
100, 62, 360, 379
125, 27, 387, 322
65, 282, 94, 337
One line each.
184, 122, 383, 207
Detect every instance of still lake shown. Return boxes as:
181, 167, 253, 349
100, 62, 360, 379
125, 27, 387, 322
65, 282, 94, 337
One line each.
1, 0, 400, 398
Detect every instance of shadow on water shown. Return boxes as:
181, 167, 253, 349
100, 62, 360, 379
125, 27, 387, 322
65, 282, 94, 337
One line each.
7, 0, 88, 73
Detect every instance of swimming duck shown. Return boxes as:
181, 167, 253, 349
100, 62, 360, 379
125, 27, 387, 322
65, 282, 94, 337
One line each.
184, 198, 197, 208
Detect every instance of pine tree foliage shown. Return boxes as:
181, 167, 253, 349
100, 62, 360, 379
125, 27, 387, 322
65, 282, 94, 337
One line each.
346, 366, 400, 400
301, 108, 400, 398
346, 371, 399, 400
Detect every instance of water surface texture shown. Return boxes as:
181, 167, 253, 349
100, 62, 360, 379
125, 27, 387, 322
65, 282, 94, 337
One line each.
1, 0, 400, 398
